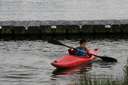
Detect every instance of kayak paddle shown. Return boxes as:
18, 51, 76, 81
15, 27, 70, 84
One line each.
48, 39, 117, 62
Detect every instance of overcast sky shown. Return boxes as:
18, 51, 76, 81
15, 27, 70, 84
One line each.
0, 0, 128, 20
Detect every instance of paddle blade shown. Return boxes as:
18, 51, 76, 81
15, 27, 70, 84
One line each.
98, 56, 117, 62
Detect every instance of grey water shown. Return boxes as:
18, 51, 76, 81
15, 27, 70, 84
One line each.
0, 39, 127, 85
0, 0, 128, 21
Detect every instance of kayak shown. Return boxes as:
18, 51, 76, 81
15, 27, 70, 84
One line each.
51, 49, 98, 68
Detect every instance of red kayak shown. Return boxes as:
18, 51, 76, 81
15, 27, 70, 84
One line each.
51, 49, 98, 68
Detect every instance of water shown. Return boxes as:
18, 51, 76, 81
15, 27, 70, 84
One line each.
0, 39, 127, 85
0, 0, 128, 20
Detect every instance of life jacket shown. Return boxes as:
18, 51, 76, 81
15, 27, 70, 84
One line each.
75, 47, 87, 56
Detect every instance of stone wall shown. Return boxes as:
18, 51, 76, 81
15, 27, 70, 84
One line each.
0, 24, 128, 35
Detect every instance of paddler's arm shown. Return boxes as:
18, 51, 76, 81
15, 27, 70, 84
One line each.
85, 47, 91, 57
87, 48, 99, 55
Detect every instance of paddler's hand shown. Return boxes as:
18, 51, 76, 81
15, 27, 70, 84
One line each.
94, 48, 98, 51
70, 48, 74, 51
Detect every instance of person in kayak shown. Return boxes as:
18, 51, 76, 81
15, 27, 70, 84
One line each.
68, 39, 89, 57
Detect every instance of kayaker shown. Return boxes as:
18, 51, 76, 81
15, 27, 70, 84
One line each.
68, 39, 89, 57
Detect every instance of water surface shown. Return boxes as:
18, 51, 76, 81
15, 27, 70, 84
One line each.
0, 39, 127, 85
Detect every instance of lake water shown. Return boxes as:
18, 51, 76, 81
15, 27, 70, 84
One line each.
0, 0, 128, 20
0, 38, 127, 85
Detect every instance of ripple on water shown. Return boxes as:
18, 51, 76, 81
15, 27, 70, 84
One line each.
0, 40, 126, 85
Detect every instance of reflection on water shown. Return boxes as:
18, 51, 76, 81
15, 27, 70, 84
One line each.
75, 61, 128, 85
74, 62, 122, 85
0, 39, 127, 85
52, 61, 121, 85
52, 64, 92, 76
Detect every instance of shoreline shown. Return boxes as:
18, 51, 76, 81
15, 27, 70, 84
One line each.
0, 20, 127, 35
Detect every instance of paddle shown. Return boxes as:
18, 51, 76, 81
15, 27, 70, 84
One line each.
48, 39, 117, 62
